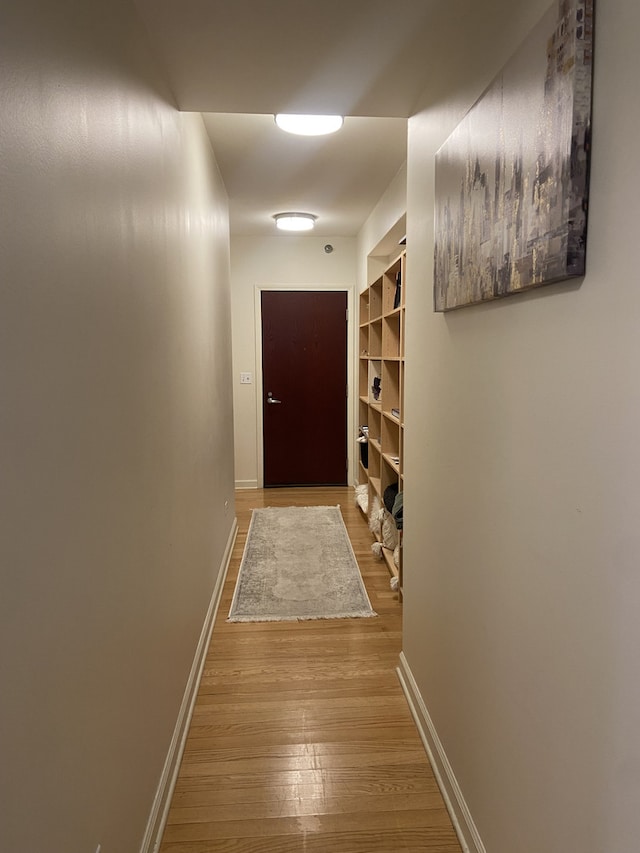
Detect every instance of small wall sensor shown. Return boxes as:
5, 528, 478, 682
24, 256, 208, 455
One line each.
324, 244, 334, 253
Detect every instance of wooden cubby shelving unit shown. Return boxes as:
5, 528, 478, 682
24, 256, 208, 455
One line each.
358, 250, 405, 593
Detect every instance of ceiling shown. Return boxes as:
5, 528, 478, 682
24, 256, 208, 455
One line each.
200, 113, 407, 237
133, 0, 452, 237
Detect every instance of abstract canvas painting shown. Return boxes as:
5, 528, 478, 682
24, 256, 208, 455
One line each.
434, 0, 594, 311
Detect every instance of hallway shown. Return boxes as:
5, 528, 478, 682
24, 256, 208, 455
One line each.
159, 488, 461, 852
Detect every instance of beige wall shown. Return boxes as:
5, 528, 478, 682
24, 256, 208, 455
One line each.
0, 2, 235, 852
403, 0, 640, 851
230, 235, 357, 488
356, 164, 407, 290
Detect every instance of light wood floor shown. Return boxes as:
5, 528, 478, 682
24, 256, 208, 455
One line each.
159, 487, 461, 853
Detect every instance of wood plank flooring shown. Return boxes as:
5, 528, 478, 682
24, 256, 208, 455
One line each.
159, 487, 461, 853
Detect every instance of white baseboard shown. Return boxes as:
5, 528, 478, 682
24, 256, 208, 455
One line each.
235, 479, 258, 490
396, 652, 486, 853
140, 517, 238, 853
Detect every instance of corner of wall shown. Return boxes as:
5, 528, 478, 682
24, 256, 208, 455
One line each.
396, 653, 486, 853
140, 519, 238, 853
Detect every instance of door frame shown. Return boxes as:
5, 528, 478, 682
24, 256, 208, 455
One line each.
253, 284, 356, 489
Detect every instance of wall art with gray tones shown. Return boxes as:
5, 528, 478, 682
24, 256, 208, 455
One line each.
434, 0, 593, 311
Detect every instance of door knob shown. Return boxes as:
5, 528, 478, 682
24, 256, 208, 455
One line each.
267, 391, 282, 404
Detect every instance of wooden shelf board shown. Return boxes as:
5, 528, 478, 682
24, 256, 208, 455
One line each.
382, 546, 399, 579
382, 453, 400, 473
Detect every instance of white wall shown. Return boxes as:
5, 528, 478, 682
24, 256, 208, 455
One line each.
230, 235, 357, 488
357, 163, 407, 289
0, 2, 235, 851
402, 0, 640, 851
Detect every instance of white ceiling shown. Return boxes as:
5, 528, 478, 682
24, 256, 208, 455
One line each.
133, 0, 452, 236
201, 113, 407, 236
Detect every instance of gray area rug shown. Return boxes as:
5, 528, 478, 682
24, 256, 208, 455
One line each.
227, 505, 376, 622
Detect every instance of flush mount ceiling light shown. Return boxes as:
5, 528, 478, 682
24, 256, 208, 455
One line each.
274, 212, 317, 232
274, 114, 344, 136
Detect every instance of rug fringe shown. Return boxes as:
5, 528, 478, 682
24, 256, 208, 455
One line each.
227, 611, 377, 623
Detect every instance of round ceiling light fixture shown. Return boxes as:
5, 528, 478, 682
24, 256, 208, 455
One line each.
274, 114, 344, 136
274, 212, 317, 232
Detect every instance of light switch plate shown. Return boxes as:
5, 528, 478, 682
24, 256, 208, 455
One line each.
240, 372, 252, 384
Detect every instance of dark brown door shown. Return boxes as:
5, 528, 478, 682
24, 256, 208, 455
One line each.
262, 290, 348, 487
